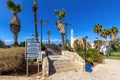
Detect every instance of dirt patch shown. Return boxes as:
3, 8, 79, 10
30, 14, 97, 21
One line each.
0, 62, 42, 77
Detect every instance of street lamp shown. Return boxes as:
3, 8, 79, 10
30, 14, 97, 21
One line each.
63, 23, 71, 49
83, 36, 88, 62
36, 20, 48, 49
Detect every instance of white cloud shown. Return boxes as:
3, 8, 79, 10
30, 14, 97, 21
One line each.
43, 39, 61, 42
4, 39, 13, 45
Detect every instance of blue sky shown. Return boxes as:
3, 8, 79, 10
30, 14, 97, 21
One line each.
0, 0, 120, 44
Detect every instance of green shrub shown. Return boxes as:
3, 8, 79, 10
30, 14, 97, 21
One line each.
19, 41, 25, 47
0, 40, 5, 48
0, 47, 25, 73
77, 48, 104, 63
29, 59, 35, 64
92, 53, 104, 63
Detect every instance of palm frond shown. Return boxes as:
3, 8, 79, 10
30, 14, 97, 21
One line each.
55, 9, 60, 17
6, 0, 22, 13
16, 4, 22, 12
6, 0, 16, 13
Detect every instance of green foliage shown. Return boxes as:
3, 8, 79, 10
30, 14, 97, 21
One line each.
55, 21, 59, 26
78, 48, 104, 63
94, 40, 103, 53
29, 59, 35, 65
100, 28, 110, 39
54, 9, 66, 19
92, 53, 104, 63
94, 40, 103, 48
104, 56, 120, 60
73, 39, 84, 52
19, 41, 25, 47
94, 24, 102, 36
110, 38, 120, 52
6, 0, 22, 13
42, 43, 46, 51
110, 26, 119, 40
0, 40, 5, 48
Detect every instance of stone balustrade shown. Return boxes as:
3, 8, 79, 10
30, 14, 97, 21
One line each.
62, 51, 85, 71
41, 51, 49, 78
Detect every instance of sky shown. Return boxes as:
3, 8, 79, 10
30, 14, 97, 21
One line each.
0, 0, 120, 44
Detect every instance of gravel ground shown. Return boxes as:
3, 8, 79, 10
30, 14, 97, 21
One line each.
48, 59, 120, 80
0, 59, 120, 80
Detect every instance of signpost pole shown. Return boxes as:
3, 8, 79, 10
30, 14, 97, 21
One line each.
38, 58, 39, 75
25, 37, 41, 76
26, 58, 28, 76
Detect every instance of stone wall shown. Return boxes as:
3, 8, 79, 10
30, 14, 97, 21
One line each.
62, 51, 85, 71
41, 51, 49, 77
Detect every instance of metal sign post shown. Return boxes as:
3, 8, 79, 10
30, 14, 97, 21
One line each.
25, 37, 41, 76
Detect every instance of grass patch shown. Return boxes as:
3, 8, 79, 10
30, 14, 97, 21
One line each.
104, 56, 120, 60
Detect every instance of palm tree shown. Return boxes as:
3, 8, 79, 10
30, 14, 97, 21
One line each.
47, 30, 50, 44
110, 26, 119, 41
100, 29, 110, 41
32, 0, 38, 42
94, 24, 102, 39
6, 0, 22, 46
54, 9, 66, 50
94, 40, 103, 53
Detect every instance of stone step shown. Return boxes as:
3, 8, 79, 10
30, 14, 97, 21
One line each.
49, 59, 71, 63
49, 62, 72, 67
49, 66, 76, 73
50, 64, 74, 69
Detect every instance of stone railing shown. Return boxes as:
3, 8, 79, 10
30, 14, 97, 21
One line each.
62, 51, 85, 71
41, 51, 49, 77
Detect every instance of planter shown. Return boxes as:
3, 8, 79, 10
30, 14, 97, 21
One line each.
85, 63, 92, 72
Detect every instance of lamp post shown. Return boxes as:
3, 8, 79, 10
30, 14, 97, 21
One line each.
36, 20, 48, 49
63, 23, 71, 49
83, 36, 88, 62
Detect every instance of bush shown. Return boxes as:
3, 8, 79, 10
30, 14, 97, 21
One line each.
0, 47, 25, 73
0, 40, 5, 48
92, 53, 104, 63
19, 41, 25, 47
78, 48, 104, 63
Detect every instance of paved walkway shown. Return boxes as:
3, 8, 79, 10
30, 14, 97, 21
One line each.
48, 59, 120, 80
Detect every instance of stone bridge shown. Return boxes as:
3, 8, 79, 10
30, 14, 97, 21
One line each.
41, 47, 85, 79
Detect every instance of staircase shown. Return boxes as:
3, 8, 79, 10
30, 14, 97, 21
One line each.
48, 55, 82, 75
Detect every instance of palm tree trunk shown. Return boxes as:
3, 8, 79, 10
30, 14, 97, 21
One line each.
61, 34, 64, 50
48, 34, 50, 44
34, 10, 38, 42
13, 33, 18, 47
97, 33, 99, 40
